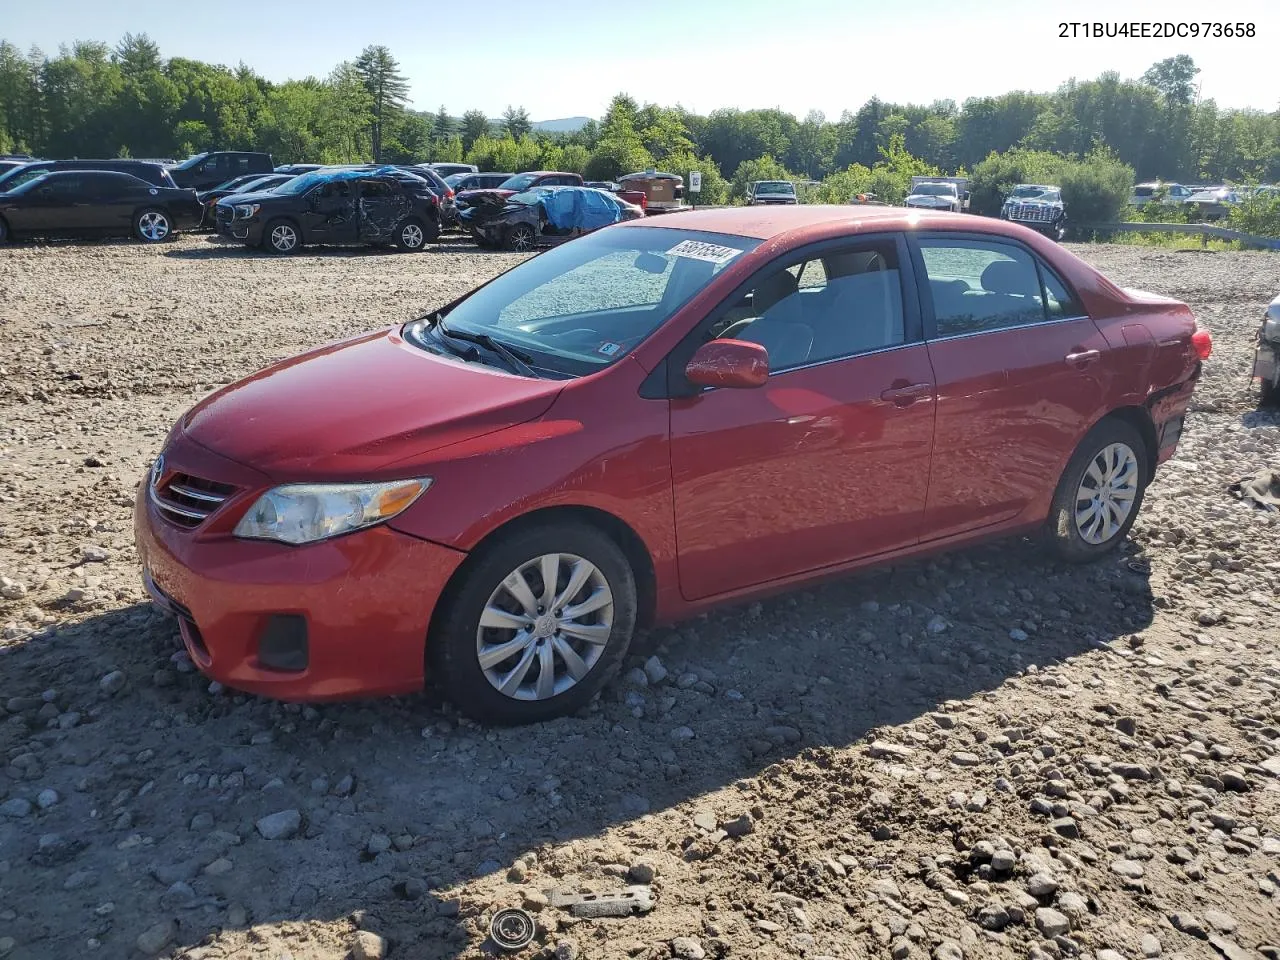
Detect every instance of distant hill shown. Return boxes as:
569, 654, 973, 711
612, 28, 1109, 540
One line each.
532, 116, 591, 133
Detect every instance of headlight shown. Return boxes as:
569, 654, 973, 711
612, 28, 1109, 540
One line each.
233, 478, 432, 545
234, 203, 261, 220
1264, 315, 1280, 339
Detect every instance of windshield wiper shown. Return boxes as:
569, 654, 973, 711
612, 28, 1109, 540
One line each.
433, 318, 539, 378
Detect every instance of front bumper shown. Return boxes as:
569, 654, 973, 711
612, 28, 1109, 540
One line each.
1253, 338, 1279, 386
133, 461, 466, 701
216, 216, 262, 243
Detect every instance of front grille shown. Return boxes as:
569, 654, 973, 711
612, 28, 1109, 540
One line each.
1010, 204, 1054, 223
151, 472, 237, 528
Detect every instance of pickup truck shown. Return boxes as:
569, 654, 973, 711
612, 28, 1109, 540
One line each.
748, 180, 797, 205
905, 180, 963, 213
999, 183, 1068, 241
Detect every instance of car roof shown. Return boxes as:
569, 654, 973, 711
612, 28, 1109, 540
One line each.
616, 205, 1043, 242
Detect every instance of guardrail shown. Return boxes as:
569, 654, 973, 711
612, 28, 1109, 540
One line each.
1081, 221, 1280, 251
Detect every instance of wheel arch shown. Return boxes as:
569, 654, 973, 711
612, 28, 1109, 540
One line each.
428, 503, 658, 652
1094, 405, 1158, 482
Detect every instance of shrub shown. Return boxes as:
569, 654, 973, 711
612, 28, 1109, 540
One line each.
1057, 148, 1133, 226
662, 150, 730, 206
1228, 192, 1280, 238
968, 149, 1062, 216
729, 155, 794, 204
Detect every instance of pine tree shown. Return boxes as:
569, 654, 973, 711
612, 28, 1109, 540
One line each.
503, 105, 531, 140
433, 105, 452, 140
353, 45, 409, 161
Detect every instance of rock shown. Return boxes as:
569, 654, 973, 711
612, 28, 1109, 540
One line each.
0, 577, 25, 600
643, 656, 668, 685
351, 930, 387, 960
1111, 859, 1145, 879
926, 615, 948, 634
331, 774, 355, 797
35, 789, 58, 810
950, 751, 981, 766
367, 833, 391, 855
868, 740, 915, 760
506, 861, 527, 883
555, 941, 579, 960
672, 937, 706, 959
1203, 910, 1237, 934
1168, 912, 1207, 939
1140, 933, 1161, 957
933, 941, 963, 960
670, 726, 695, 741
1051, 817, 1080, 839
82, 545, 110, 563
1036, 908, 1071, 937
991, 850, 1016, 873
204, 858, 233, 876
1026, 872, 1058, 897
1009, 628, 1028, 642
627, 860, 656, 884
722, 814, 754, 838
135, 919, 176, 955
1207, 936, 1254, 960
976, 903, 1010, 931
401, 877, 426, 900
255, 809, 301, 841
1097, 952, 1125, 960
0, 798, 32, 818
98, 670, 126, 696
0, 937, 13, 956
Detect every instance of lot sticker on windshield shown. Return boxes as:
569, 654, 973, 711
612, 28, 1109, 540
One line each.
666, 239, 742, 266
597, 342, 622, 356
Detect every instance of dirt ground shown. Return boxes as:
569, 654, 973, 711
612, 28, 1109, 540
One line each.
0, 235, 1277, 960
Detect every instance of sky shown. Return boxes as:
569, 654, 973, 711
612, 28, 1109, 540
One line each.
4, 0, 1278, 120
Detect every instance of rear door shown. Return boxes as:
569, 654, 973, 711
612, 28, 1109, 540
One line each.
910, 234, 1106, 539
356, 178, 410, 242
669, 234, 937, 600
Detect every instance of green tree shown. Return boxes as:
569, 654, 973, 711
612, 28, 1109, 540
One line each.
502, 105, 531, 139
353, 44, 409, 161
1141, 55, 1200, 107
433, 105, 452, 140
729, 155, 794, 204
460, 109, 490, 151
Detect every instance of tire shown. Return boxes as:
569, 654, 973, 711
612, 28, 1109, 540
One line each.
506, 223, 536, 252
394, 218, 429, 252
430, 522, 638, 725
1261, 375, 1279, 408
1045, 418, 1150, 564
263, 219, 301, 254
134, 208, 172, 243
1053, 217, 1069, 242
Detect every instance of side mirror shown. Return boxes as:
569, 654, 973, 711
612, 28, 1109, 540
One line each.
684, 339, 769, 390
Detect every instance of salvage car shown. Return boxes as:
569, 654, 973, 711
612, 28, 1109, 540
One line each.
1000, 184, 1068, 241
447, 172, 514, 193
0, 158, 179, 192
1253, 293, 1280, 407
462, 185, 643, 251
0, 170, 200, 243
455, 171, 584, 211
215, 166, 441, 253
168, 151, 274, 191
135, 205, 1211, 723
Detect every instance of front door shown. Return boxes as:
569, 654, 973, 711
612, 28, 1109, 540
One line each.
302, 180, 360, 244
913, 235, 1105, 539
670, 236, 936, 601
23, 175, 90, 233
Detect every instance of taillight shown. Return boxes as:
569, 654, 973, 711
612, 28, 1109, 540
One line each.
1191, 328, 1212, 360
445, 188, 455, 200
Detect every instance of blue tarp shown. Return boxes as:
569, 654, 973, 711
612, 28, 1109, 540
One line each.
281, 165, 402, 193
539, 187, 626, 231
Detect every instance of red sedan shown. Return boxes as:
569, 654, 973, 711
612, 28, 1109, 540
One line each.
134, 206, 1211, 724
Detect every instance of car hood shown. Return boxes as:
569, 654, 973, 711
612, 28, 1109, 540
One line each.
906, 194, 954, 205
181, 329, 564, 479
215, 189, 286, 207
457, 188, 516, 202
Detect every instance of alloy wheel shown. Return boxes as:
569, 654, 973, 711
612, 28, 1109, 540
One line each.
509, 225, 535, 252
138, 212, 170, 241
271, 224, 298, 252
475, 553, 614, 701
1075, 441, 1139, 544
401, 223, 424, 248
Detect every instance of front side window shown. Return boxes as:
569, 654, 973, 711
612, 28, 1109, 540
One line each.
919, 239, 1052, 336
421, 226, 761, 376
715, 240, 906, 371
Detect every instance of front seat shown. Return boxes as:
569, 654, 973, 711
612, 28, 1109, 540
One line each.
721, 270, 813, 369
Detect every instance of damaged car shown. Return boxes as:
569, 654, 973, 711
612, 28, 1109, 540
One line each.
1000, 184, 1068, 241
461, 185, 642, 251
1253, 293, 1280, 407
215, 166, 441, 254
455, 171, 584, 213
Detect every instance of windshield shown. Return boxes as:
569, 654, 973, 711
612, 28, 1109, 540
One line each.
1009, 186, 1057, 200
755, 181, 794, 194
500, 173, 539, 192
420, 226, 761, 376
444, 173, 468, 187
508, 188, 555, 206
7, 174, 50, 195
274, 172, 326, 196
235, 176, 277, 193
173, 153, 210, 171
0, 166, 49, 190
912, 183, 956, 196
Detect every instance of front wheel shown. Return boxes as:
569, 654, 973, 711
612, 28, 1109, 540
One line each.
1052, 218, 1069, 242
1045, 418, 1149, 563
506, 223, 536, 252
134, 208, 172, 243
430, 524, 637, 725
1261, 374, 1279, 408
263, 219, 300, 254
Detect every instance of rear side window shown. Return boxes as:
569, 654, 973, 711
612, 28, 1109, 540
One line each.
919, 239, 1046, 336
1039, 264, 1085, 319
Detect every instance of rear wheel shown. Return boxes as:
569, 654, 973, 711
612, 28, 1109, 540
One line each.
394, 218, 433, 251
430, 523, 637, 725
134, 208, 172, 243
506, 223, 536, 252
1046, 418, 1149, 563
263, 219, 300, 254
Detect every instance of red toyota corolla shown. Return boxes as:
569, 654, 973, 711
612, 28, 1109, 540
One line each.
135, 206, 1211, 724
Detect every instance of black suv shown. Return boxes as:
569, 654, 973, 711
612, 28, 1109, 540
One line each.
168, 152, 274, 190
215, 168, 441, 253
0, 159, 178, 192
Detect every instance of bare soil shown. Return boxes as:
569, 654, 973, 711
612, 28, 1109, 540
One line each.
0, 236, 1277, 960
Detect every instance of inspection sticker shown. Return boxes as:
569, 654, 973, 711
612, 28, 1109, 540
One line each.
666, 239, 742, 266
597, 341, 622, 356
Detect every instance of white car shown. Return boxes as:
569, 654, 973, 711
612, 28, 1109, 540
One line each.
904, 181, 962, 212
1131, 182, 1194, 207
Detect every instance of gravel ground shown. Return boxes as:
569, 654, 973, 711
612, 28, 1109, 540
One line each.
0, 236, 1278, 960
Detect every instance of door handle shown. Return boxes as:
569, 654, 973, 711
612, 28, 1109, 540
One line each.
1065, 349, 1100, 368
879, 382, 933, 406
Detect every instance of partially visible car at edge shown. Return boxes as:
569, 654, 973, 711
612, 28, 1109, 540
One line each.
427, 162, 479, 179
1000, 184, 1068, 241
1130, 181, 1194, 207
196, 174, 294, 227
446, 172, 514, 193
275, 163, 323, 175
1252, 293, 1280, 407
0, 170, 200, 243
0, 159, 179, 192
133, 205, 1211, 724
